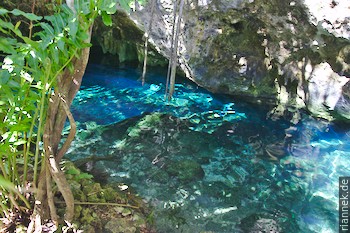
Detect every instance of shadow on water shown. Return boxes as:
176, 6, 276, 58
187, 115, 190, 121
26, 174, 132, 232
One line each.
66, 61, 350, 233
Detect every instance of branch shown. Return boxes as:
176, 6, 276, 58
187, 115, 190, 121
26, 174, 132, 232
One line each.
55, 201, 140, 209
46, 165, 58, 224
56, 94, 76, 162
48, 155, 75, 222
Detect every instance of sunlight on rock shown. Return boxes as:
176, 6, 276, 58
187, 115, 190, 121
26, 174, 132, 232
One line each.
304, 0, 350, 38
307, 62, 349, 119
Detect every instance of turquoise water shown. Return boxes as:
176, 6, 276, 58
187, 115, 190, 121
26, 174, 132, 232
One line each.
67, 63, 350, 232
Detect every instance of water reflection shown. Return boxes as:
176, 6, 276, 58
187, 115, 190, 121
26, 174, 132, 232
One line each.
67, 63, 350, 232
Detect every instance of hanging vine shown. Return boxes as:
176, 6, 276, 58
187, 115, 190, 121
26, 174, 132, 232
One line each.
141, 0, 156, 85
165, 0, 178, 99
165, 0, 185, 100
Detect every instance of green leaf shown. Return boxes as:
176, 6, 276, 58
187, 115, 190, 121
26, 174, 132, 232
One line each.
11, 9, 42, 21
100, 0, 117, 14
118, 0, 130, 12
0, 70, 11, 84
10, 122, 31, 131
101, 11, 112, 26
76, 30, 89, 42
61, 4, 75, 17
14, 21, 21, 30
0, 38, 17, 54
8, 80, 20, 88
74, 0, 91, 15
0, 175, 17, 192
67, 62, 74, 74
66, 168, 80, 175
49, 45, 59, 64
40, 22, 55, 37
0, 20, 14, 31
68, 19, 78, 39
45, 13, 66, 33
57, 39, 65, 52
0, 8, 9, 15
76, 173, 93, 180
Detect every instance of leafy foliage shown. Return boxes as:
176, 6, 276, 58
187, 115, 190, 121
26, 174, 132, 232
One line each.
0, 0, 126, 218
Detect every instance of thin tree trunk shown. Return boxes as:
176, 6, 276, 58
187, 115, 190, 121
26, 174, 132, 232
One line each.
168, 0, 184, 99
165, 0, 178, 99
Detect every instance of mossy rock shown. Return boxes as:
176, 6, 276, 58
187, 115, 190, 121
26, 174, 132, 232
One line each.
127, 113, 162, 137
80, 208, 95, 225
101, 187, 118, 202
150, 170, 170, 183
73, 190, 87, 202
105, 218, 137, 233
74, 205, 83, 219
83, 182, 102, 195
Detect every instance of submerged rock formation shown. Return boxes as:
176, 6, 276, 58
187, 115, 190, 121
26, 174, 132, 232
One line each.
113, 0, 349, 122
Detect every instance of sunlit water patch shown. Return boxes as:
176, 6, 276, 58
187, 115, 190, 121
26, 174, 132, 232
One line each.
70, 64, 246, 133
66, 63, 350, 232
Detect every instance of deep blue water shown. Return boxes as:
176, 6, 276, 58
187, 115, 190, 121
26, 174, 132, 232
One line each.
67, 63, 350, 232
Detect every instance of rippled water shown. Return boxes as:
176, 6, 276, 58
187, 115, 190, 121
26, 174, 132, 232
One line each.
67, 63, 350, 232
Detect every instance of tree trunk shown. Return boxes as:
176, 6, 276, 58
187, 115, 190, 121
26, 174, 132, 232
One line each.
34, 26, 92, 224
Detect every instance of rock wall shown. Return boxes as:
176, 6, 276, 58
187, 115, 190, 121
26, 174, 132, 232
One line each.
92, 11, 168, 66
127, 0, 350, 122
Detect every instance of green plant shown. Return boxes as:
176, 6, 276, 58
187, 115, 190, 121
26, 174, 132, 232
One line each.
0, 0, 121, 227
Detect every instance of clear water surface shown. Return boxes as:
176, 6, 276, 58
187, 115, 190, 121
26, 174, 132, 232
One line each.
67, 63, 350, 232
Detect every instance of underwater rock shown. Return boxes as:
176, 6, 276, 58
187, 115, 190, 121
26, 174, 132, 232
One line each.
264, 143, 287, 161
66, 101, 350, 232
149, 170, 171, 184
67, 112, 219, 186
239, 214, 281, 233
101, 114, 146, 142
299, 196, 338, 232
105, 218, 137, 233
127, 113, 163, 137
250, 218, 281, 233
165, 159, 205, 183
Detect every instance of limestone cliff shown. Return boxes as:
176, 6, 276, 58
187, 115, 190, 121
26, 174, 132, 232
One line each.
126, 0, 350, 122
